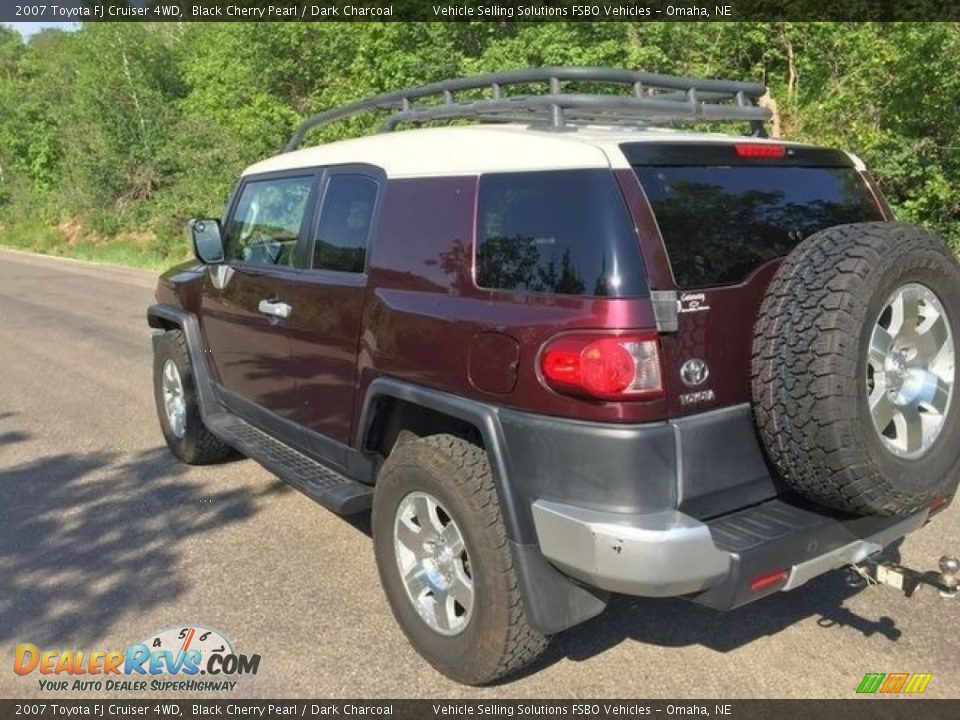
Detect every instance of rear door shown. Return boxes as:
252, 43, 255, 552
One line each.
200, 171, 318, 420
625, 143, 886, 417
289, 166, 383, 445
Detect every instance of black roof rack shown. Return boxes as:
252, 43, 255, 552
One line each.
285, 67, 772, 152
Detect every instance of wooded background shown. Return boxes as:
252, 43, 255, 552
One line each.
0, 22, 957, 268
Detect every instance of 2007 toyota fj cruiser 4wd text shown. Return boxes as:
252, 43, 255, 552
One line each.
148, 68, 960, 684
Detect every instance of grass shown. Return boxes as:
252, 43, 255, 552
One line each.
39, 239, 175, 272
0, 218, 189, 272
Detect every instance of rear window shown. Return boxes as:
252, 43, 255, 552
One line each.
633, 165, 883, 288
476, 170, 646, 297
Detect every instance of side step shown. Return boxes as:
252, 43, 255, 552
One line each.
207, 413, 373, 515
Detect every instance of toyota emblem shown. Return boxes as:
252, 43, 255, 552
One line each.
680, 358, 709, 387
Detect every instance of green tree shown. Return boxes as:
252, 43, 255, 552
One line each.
1, 21, 959, 263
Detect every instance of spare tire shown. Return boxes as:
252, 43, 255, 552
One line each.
752, 222, 960, 516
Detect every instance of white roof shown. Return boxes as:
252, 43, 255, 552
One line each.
244, 124, 809, 179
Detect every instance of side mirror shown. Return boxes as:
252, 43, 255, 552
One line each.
190, 218, 225, 264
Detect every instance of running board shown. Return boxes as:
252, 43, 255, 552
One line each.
207, 413, 373, 515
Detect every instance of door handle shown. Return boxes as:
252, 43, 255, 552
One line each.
258, 299, 292, 319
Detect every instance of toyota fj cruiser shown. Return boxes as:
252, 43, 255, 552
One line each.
148, 68, 960, 684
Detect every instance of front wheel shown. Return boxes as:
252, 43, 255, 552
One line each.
153, 329, 233, 465
372, 434, 548, 685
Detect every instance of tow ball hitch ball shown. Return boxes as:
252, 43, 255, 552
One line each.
940, 556, 959, 598
851, 555, 959, 598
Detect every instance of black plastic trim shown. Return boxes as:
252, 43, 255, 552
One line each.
357, 378, 612, 634
359, 385, 782, 544
672, 405, 779, 519
147, 305, 221, 420
216, 384, 376, 484
510, 541, 609, 635
285, 67, 770, 150
498, 409, 678, 543
206, 412, 373, 515
357, 378, 524, 535
694, 499, 925, 610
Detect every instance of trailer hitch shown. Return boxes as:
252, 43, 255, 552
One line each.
849, 555, 959, 599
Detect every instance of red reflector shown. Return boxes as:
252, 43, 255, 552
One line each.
929, 496, 950, 515
734, 143, 786, 159
750, 569, 788, 592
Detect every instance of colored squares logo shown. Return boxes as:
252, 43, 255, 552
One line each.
857, 672, 933, 694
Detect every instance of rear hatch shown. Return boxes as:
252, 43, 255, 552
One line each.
623, 141, 887, 417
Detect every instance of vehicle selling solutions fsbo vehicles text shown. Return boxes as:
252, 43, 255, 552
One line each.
430, 5, 732, 18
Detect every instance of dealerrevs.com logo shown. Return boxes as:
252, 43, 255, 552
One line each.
14, 625, 260, 692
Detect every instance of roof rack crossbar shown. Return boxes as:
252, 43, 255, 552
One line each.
284, 67, 771, 152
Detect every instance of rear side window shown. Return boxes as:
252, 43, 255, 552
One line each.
476, 170, 646, 297
634, 165, 883, 288
313, 174, 379, 273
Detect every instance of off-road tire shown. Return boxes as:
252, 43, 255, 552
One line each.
372, 434, 548, 685
752, 222, 960, 516
153, 329, 234, 465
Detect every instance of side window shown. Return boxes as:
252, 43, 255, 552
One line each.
313, 174, 378, 273
476, 170, 646, 297
224, 176, 313, 266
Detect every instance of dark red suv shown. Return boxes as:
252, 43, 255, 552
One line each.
148, 68, 960, 684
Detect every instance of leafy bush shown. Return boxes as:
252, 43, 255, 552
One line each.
0, 22, 958, 267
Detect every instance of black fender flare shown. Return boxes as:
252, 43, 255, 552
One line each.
356, 377, 608, 634
147, 304, 220, 423
356, 377, 524, 541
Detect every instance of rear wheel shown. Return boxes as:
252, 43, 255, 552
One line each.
752, 222, 960, 515
866, 283, 954, 459
153, 329, 233, 465
372, 434, 548, 685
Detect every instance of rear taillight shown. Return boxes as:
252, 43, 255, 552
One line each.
734, 143, 786, 159
540, 332, 663, 400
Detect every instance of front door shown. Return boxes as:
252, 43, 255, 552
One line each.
200, 171, 318, 421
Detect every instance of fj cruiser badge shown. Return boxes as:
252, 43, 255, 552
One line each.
680, 358, 709, 387
679, 292, 710, 313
